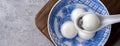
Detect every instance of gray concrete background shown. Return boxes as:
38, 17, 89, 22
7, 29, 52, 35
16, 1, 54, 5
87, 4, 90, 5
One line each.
0, 0, 53, 46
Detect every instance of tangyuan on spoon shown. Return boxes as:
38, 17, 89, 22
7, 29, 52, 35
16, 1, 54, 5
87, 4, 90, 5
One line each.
73, 12, 120, 40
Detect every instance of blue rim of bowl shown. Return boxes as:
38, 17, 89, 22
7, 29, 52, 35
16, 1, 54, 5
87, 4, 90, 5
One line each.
47, 0, 111, 46
48, 0, 61, 46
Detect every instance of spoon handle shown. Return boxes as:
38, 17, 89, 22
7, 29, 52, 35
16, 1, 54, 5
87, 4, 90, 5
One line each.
102, 14, 120, 26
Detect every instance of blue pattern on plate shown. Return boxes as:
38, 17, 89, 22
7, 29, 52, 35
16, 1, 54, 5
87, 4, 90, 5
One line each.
48, 0, 110, 46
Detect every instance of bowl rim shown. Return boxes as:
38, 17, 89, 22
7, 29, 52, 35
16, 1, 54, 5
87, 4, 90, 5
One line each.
47, 0, 111, 46
47, 0, 60, 46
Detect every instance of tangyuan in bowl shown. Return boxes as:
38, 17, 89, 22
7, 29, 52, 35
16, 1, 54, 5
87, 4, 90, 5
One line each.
48, 0, 111, 46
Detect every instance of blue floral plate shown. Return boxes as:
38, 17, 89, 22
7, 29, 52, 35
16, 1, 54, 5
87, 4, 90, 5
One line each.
48, 0, 111, 46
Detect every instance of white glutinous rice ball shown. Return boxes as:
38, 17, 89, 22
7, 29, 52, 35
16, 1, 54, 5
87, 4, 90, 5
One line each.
78, 30, 95, 40
61, 21, 77, 39
71, 8, 85, 22
82, 13, 100, 31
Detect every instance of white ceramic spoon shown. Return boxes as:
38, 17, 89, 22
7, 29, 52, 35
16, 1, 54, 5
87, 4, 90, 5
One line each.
74, 12, 120, 33
73, 12, 120, 40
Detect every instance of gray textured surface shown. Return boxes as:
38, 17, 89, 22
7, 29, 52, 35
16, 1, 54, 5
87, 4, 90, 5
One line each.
114, 39, 120, 46
0, 0, 53, 46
